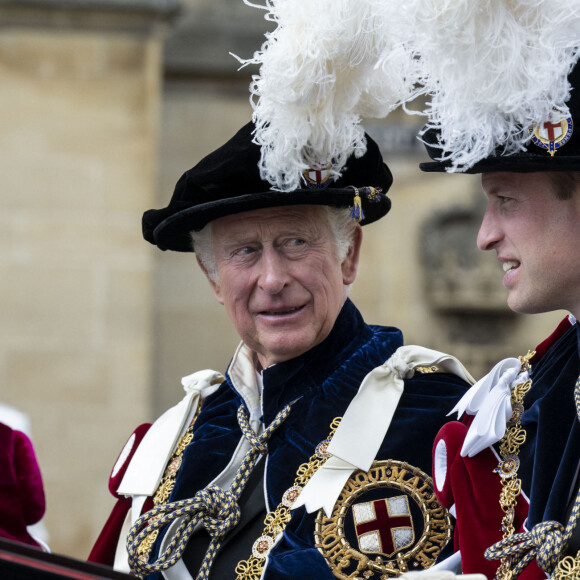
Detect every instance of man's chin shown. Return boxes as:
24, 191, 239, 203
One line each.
506, 297, 530, 314
257, 336, 322, 368
507, 294, 552, 316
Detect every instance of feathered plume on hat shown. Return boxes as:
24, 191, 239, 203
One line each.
411, 0, 580, 172
240, 0, 580, 179
238, 0, 421, 191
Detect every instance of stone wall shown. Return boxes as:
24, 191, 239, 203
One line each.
0, 0, 177, 557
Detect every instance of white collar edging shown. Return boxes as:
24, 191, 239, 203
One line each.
117, 369, 224, 497
292, 345, 475, 517
228, 342, 262, 422
449, 357, 529, 458
455, 314, 576, 458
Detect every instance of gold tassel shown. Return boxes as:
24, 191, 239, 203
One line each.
349, 187, 365, 222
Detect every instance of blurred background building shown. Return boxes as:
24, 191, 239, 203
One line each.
0, 0, 566, 560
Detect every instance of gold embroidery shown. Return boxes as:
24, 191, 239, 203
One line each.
493, 352, 534, 580
488, 353, 580, 580
314, 460, 452, 578
235, 417, 341, 580
136, 400, 204, 560
236, 420, 452, 579
416, 366, 440, 374
136, 529, 159, 563
553, 552, 580, 579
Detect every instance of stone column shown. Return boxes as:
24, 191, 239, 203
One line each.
0, 0, 178, 557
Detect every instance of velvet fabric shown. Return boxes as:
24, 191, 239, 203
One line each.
88, 423, 152, 563
433, 421, 530, 579
520, 323, 580, 530
433, 317, 580, 579
263, 361, 469, 580
0, 422, 46, 549
90, 300, 470, 577
131, 299, 469, 579
142, 122, 393, 252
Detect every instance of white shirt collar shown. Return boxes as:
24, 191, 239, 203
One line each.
228, 342, 263, 422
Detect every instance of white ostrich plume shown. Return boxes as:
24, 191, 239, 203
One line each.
239, 0, 420, 191
410, 0, 580, 171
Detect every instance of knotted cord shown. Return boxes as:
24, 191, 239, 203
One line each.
485, 376, 580, 578
126, 403, 292, 579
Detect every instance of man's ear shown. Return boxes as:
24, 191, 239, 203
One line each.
341, 225, 362, 285
196, 255, 224, 305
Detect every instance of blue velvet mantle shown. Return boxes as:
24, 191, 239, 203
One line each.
147, 300, 469, 579
519, 322, 580, 532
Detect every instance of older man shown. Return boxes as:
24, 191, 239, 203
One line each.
89, 122, 470, 580
420, 60, 580, 579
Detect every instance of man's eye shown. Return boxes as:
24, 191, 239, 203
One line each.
289, 238, 306, 246
234, 246, 257, 256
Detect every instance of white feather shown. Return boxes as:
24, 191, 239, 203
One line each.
409, 0, 580, 171
241, 0, 580, 181
241, 0, 418, 190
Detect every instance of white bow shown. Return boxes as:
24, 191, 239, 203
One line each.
449, 358, 529, 457
292, 346, 474, 517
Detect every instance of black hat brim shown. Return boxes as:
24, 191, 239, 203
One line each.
145, 187, 391, 252
143, 122, 393, 252
420, 153, 580, 174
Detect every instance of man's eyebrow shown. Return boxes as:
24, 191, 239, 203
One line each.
484, 184, 502, 196
221, 237, 255, 248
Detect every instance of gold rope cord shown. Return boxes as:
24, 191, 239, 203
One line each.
493, 351, 534, 580
126, 403, 293, 579
235, 417, 342, 580
491, 352, 580, 580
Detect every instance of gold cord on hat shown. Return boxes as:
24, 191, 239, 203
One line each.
348, 187, 364, 222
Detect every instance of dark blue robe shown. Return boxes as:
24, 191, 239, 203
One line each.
431, 318, 580, 579
520, 323, 580, 539
148, 299, 469, 579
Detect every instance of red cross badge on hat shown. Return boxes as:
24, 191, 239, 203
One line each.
530, 107, 574, 156
302, 165, 332, 189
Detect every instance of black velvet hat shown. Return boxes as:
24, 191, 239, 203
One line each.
420, 63, 580, 174
143, 122, 393, 252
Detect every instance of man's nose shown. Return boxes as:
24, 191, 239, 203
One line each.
258, 249, 289, 294
476, 210, 502, 251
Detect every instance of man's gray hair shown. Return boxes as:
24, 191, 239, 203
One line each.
191, 206, 359, 283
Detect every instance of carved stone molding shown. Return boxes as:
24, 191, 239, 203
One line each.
421, 194, 511, 314
420, 190, 523, 378
0, 0, 180, 33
